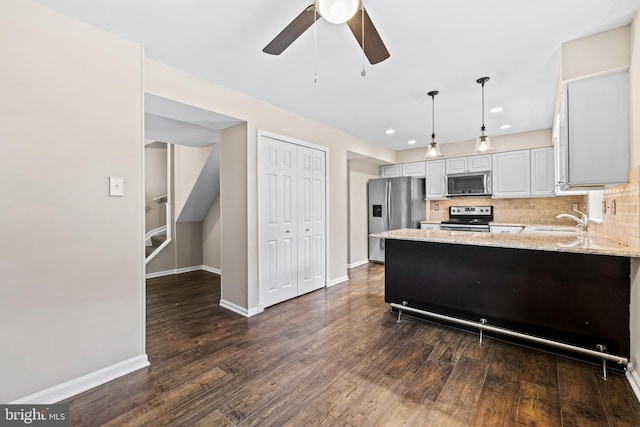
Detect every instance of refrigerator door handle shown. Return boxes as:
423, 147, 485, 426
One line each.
386, 181, 391, 229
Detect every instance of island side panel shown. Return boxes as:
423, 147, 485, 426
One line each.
384, 239, 631, 357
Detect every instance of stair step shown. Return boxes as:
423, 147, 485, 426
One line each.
150, 234, 167, 247
145, 246, 157, 257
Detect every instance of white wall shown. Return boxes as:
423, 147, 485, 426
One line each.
0, 0, 145, 402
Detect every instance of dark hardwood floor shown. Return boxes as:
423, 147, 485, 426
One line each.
63, 264, 640, 426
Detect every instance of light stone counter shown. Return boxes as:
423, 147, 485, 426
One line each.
373, 226, 640, 258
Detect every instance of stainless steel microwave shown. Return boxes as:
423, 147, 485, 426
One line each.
445, 171, 492, 197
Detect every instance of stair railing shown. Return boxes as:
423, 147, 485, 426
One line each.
145, 202, 172, 264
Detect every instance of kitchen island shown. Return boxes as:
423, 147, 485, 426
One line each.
374, 227, 639, 364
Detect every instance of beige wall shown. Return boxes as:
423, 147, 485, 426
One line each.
0, 0, 144, 402
174, 144, 213, 219
396, 129, 551, 163
176, 222, 203, 269
629, 10, 640, 380
145, 142, 168, 232
144, 60, 396, 311
562, 25, 630, 81
202, 195, 221, 271
220, 123, 248, 307
348, 159, 381, 265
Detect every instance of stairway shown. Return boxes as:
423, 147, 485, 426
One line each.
146, 234, 167, 258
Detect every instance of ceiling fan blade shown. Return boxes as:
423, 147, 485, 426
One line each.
347, 7, 390, 64
263, 5, 317, 55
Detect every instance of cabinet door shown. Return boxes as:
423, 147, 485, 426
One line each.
568, 71, 629, 186
468, 154, 492, 172
530, 147, 555, 196
402, 161, 426, 177
492, 150, 531, 198
445, 157, 467, 174
425, 159, 446, 199
380, 164, 401, 178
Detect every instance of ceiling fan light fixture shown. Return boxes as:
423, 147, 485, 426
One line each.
315, 0, 361, 24
473, 77, 496, 154
424, 90, 444, 159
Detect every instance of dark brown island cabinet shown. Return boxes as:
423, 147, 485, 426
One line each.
384, 238, 631, 370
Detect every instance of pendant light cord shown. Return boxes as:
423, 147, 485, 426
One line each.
431, 94, 435, 138
481, 81, 485, 129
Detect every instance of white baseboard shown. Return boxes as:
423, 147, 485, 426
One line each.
626, 363, 640, 403
347, 259, 369, 269
327, 276, 349, 287
202, 265, 221, 275
220, 299, 258, 317
145, 265, 220, 279
145, 268, 178, 279
10, 355, 149, 404
175, 265, 203, 274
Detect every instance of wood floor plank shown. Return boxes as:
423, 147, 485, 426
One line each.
557, 360, 609, 427
433, 355, 492, 425
595, 373, 640, 427
60, 265, 640, 427
516, 379, 562, 427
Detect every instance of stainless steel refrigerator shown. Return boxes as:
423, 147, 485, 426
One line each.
368, 177, 426, 263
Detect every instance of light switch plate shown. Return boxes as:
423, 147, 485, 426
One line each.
109, 176, 125, 196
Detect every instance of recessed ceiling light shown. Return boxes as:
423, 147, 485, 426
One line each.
490, 107, 503, 113
385, 129, 396, 135
500, 124, 511, 129
408, 140, 416, 145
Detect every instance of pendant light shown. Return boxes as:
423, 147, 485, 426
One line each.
315, 0, 361, 24
473, 76, 496, 154
424, 90, 443, 158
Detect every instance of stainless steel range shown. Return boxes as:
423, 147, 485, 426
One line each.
440, 206, 493, 232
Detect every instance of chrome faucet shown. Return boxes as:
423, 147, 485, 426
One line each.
556, 209, 588, 231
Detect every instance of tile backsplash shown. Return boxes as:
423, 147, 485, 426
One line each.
429, 195, 587, 225
589, 166, 640, 248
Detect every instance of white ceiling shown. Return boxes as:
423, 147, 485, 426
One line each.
37, 0, 640, 151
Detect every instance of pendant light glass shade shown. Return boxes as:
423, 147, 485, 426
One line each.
315, 0, 360, 24
424, 90, 444, 159
473, 77, 496, 154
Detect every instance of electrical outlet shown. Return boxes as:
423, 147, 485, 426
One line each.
435, 204, 440, 211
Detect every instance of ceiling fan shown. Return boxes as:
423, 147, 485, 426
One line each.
263, 0, 390, 65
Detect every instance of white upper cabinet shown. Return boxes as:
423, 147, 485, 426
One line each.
381, 161, 426, 178
425, 159, 446, 199
380, 164, 401, 178
445, 154, 491, 174
492, 150, 531, 198
530, 147, 555, 196
558, 71, 629, 189
401, 161, 426, 177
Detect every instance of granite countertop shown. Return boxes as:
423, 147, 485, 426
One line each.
373, 225, 640, 258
